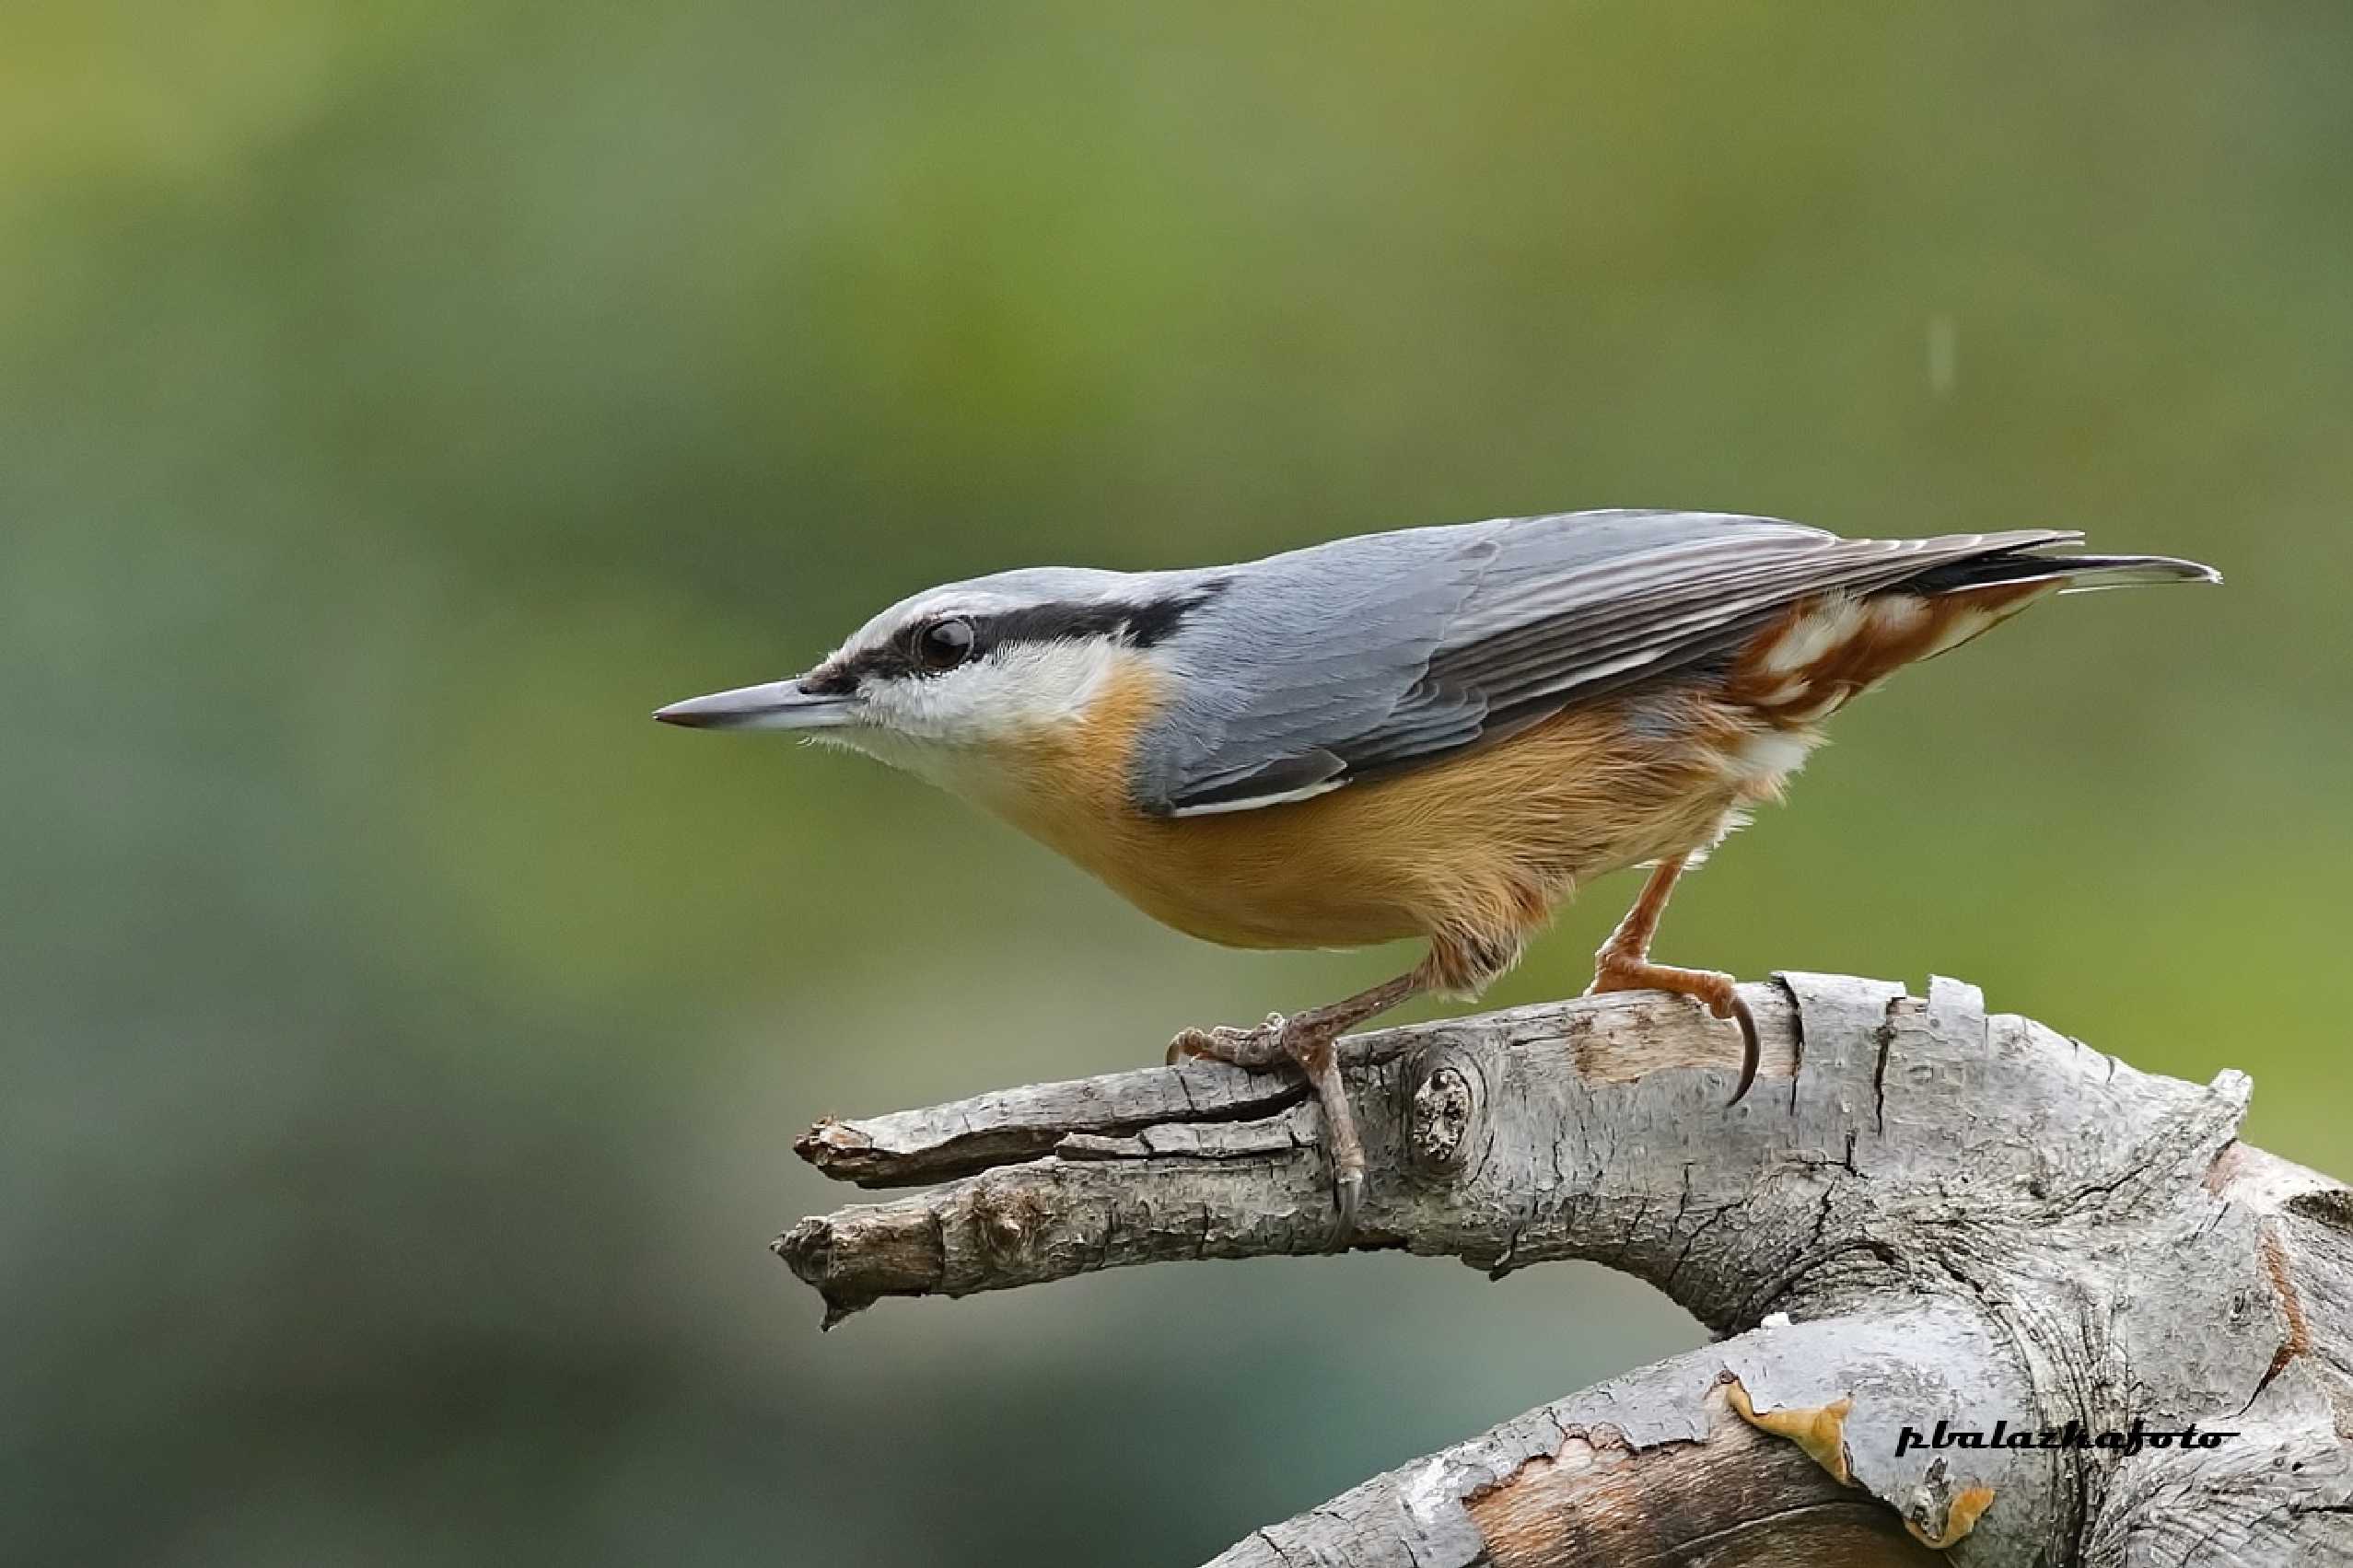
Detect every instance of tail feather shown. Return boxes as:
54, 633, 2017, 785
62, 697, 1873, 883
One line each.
2044, 553, 2223, 593
1905, 550, 2221, 597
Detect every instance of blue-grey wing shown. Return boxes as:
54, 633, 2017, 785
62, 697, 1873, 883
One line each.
1126, 522, 1500, 815
1132, 510, 2075, 817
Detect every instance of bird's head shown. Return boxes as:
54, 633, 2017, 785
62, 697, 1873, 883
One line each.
655, 566, 1215, 788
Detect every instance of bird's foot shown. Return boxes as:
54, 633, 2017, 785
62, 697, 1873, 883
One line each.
1586, 954, 1762, 1105
1166, 1013, 1364, 1245
1167, 1014, 1293, 1070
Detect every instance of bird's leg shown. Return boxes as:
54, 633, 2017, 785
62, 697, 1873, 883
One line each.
1585, 853, 1762, 1103
1166, 970, 1424, 1241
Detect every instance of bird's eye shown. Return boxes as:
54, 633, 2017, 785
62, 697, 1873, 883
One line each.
914, 617, 977, 673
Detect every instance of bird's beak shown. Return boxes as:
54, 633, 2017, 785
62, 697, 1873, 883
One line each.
652, 678, 856, 732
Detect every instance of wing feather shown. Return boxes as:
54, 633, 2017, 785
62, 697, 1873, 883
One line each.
1131, 512, 2077, 816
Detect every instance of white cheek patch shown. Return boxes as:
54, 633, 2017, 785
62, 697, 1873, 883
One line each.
862, 638, 1133, 746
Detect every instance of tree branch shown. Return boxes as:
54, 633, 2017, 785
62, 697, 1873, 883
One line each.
778, 974, 2353, 1563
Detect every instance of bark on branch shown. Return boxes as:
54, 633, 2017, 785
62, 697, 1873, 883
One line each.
778, 974, 2353, 1564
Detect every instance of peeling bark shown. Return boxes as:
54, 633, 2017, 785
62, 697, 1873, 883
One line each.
780, 974, 2353, 1564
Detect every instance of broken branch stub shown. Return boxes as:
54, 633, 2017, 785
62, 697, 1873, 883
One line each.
780, 975, 2353, 1564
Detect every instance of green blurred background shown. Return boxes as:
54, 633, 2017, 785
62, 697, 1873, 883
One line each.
6, 3, 2349, 1562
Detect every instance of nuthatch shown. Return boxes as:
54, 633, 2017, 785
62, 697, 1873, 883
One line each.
658, 509, 2217, 1231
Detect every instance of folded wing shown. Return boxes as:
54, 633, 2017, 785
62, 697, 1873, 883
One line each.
1133, 510, 2077, 817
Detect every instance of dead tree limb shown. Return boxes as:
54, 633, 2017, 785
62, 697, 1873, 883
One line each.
778, 973, 2353, 1564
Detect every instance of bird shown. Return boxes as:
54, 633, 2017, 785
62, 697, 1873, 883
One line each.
656, 509, 2218, 1234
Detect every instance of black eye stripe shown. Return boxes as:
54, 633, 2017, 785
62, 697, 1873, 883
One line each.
812, 582, 1228, 687
974, 582, 1226, 652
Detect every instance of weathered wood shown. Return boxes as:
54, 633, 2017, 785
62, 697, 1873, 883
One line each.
777, 974, 2353, 1564
1212, 1328, 1957, 1568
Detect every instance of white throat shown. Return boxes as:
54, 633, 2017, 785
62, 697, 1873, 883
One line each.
825, 636, 1137, 792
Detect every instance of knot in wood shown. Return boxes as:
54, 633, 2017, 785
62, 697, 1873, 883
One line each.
1406, 1045, 1485, 1177
972, 1180, 1054, 1271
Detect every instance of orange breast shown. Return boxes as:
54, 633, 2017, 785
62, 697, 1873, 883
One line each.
969, 661, 1755, 974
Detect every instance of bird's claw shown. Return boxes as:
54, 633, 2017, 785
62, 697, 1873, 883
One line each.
1688, 981, 1762, 1107
1164, 1026, 1225, 1066
1586, 958, 1760, 1109
1327, 1165, 1364, 1249
1162, 1013, 1363, 1243
1163, 1014, 1290, 1069
1680, 983, 1762, 1105
1725, 992, 1761, 1106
